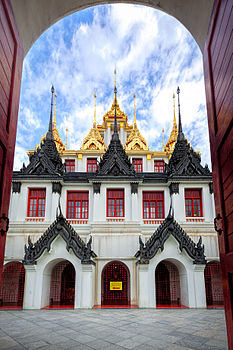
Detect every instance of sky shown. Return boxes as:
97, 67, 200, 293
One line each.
14, 4, 211, 170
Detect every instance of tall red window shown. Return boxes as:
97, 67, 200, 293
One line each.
67, 191, 89, 219
132, 158, 143, 172
65, 160, 75, 172
107, 189, 124, 217
28, 189, 46, 217
154, 160, 165, 173
87, 158, 97, 172
185, 189, 203, 217
143, 191, 164, 219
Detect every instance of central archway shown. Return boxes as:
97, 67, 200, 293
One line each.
155, 260, 181, 307
101, 261, 130, 306
49, 260, 75, 308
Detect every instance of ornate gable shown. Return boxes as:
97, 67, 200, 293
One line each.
81, 126, 105, 151
125, 125, 149, 151
23, 206, 97, 265
97, 87, 136, 177
135, 207, 206, 265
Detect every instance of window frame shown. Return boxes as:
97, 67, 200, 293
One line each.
154, 160, 165, 173
87, 158, 98, 172
27, 188, 46, 217
107, 189, 125, 217
185, 188, 203, 217
65, 159, 75, 172
132, 158, 143, 173
67, 191, 89, 219
142, 191, 164, 219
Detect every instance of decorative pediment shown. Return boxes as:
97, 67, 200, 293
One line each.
125, 125, 149, 151
23, 207, 97, 265
81, 126, 105, 151
135, 207, 206, 265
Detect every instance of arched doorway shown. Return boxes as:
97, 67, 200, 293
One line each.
204, 261, 224, 308
102, 261, 130, 306
155, 261, 181, 307
0, 262, 25, 309
49, 260, 75, 308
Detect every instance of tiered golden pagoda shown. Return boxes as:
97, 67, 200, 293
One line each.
163, 93, 178, 157
124, 94, 149, 151
80, 93, 105, 151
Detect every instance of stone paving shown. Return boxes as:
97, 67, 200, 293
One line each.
0, 309, 228, 350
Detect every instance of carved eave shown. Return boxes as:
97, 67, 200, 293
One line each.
23, 211, 97, 265
20, 132, 65, 176
168, 136, 211, 177
81, 126, 106, 151
135, 208, 206, 265
124, 125, 149, 151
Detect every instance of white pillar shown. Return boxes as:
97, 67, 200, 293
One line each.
23, 265, 37, 309
93, 193, 101, 221
105, 122, 111, 146
131, 193, 138, 221
80, 264, 95, 308
138, 264, 154, 307
51, 192, 60, 221
193, 264, 207, 308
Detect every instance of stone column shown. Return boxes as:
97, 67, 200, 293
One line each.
131, 183, 138, 222
80, 264, 95, 308
23, 265, 37, 309
105, 122, 111, 146
51, 182, 62, 221
138, 263, 153, 307
193, 264, 207, 308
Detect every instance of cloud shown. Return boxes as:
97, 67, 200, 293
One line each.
14, 4, 211, 170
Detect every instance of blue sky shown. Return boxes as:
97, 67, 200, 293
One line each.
14, 4, 211, 170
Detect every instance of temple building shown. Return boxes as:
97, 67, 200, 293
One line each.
0, 81, 223, 310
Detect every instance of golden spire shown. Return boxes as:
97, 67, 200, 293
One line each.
114, 68, 116, 90
65, 127, 68, 150
53, 92, 57, 126
163, 92, 178, 157
134, 93, 136, 127
94, 93, 97, 126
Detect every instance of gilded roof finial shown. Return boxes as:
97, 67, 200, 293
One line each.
65, 128, 68, 150
94, 93, 97, 127
114, 68, 116, 90
134, 93, 136, 127
53, 91, 57, 126
113, 69, 118, 137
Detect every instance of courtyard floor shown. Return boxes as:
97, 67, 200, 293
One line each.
0, 309, 228, 350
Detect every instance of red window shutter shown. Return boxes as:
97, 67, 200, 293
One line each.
185, 189, 203, 217
67, 191, 89, 219
28, 188, 46, 217
132, 158, 143, 172
143, 191, 164, 219
154, 161, 165, 173
87, 158, 97, 172
65, 160, 75, 172
107, 189, 124, 217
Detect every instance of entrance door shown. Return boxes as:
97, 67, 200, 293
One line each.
0, 0, 23, 285
203, 0, 233, 346
204, 261, 224, 307
102, 261, 130, 306
155, 261, 181, 307
0, 262, 25, 308
49, 261, 75, 308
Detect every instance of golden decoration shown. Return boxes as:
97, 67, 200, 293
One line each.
124, 93, 149, 151
163, 93, 178, 157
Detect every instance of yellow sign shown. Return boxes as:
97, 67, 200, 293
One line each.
110, 281, 122, 291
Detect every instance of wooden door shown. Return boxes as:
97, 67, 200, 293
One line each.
0, 0, 23, 287
204, 0, 233, 347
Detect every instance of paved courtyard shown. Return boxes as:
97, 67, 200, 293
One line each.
0, 309, 228, 350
